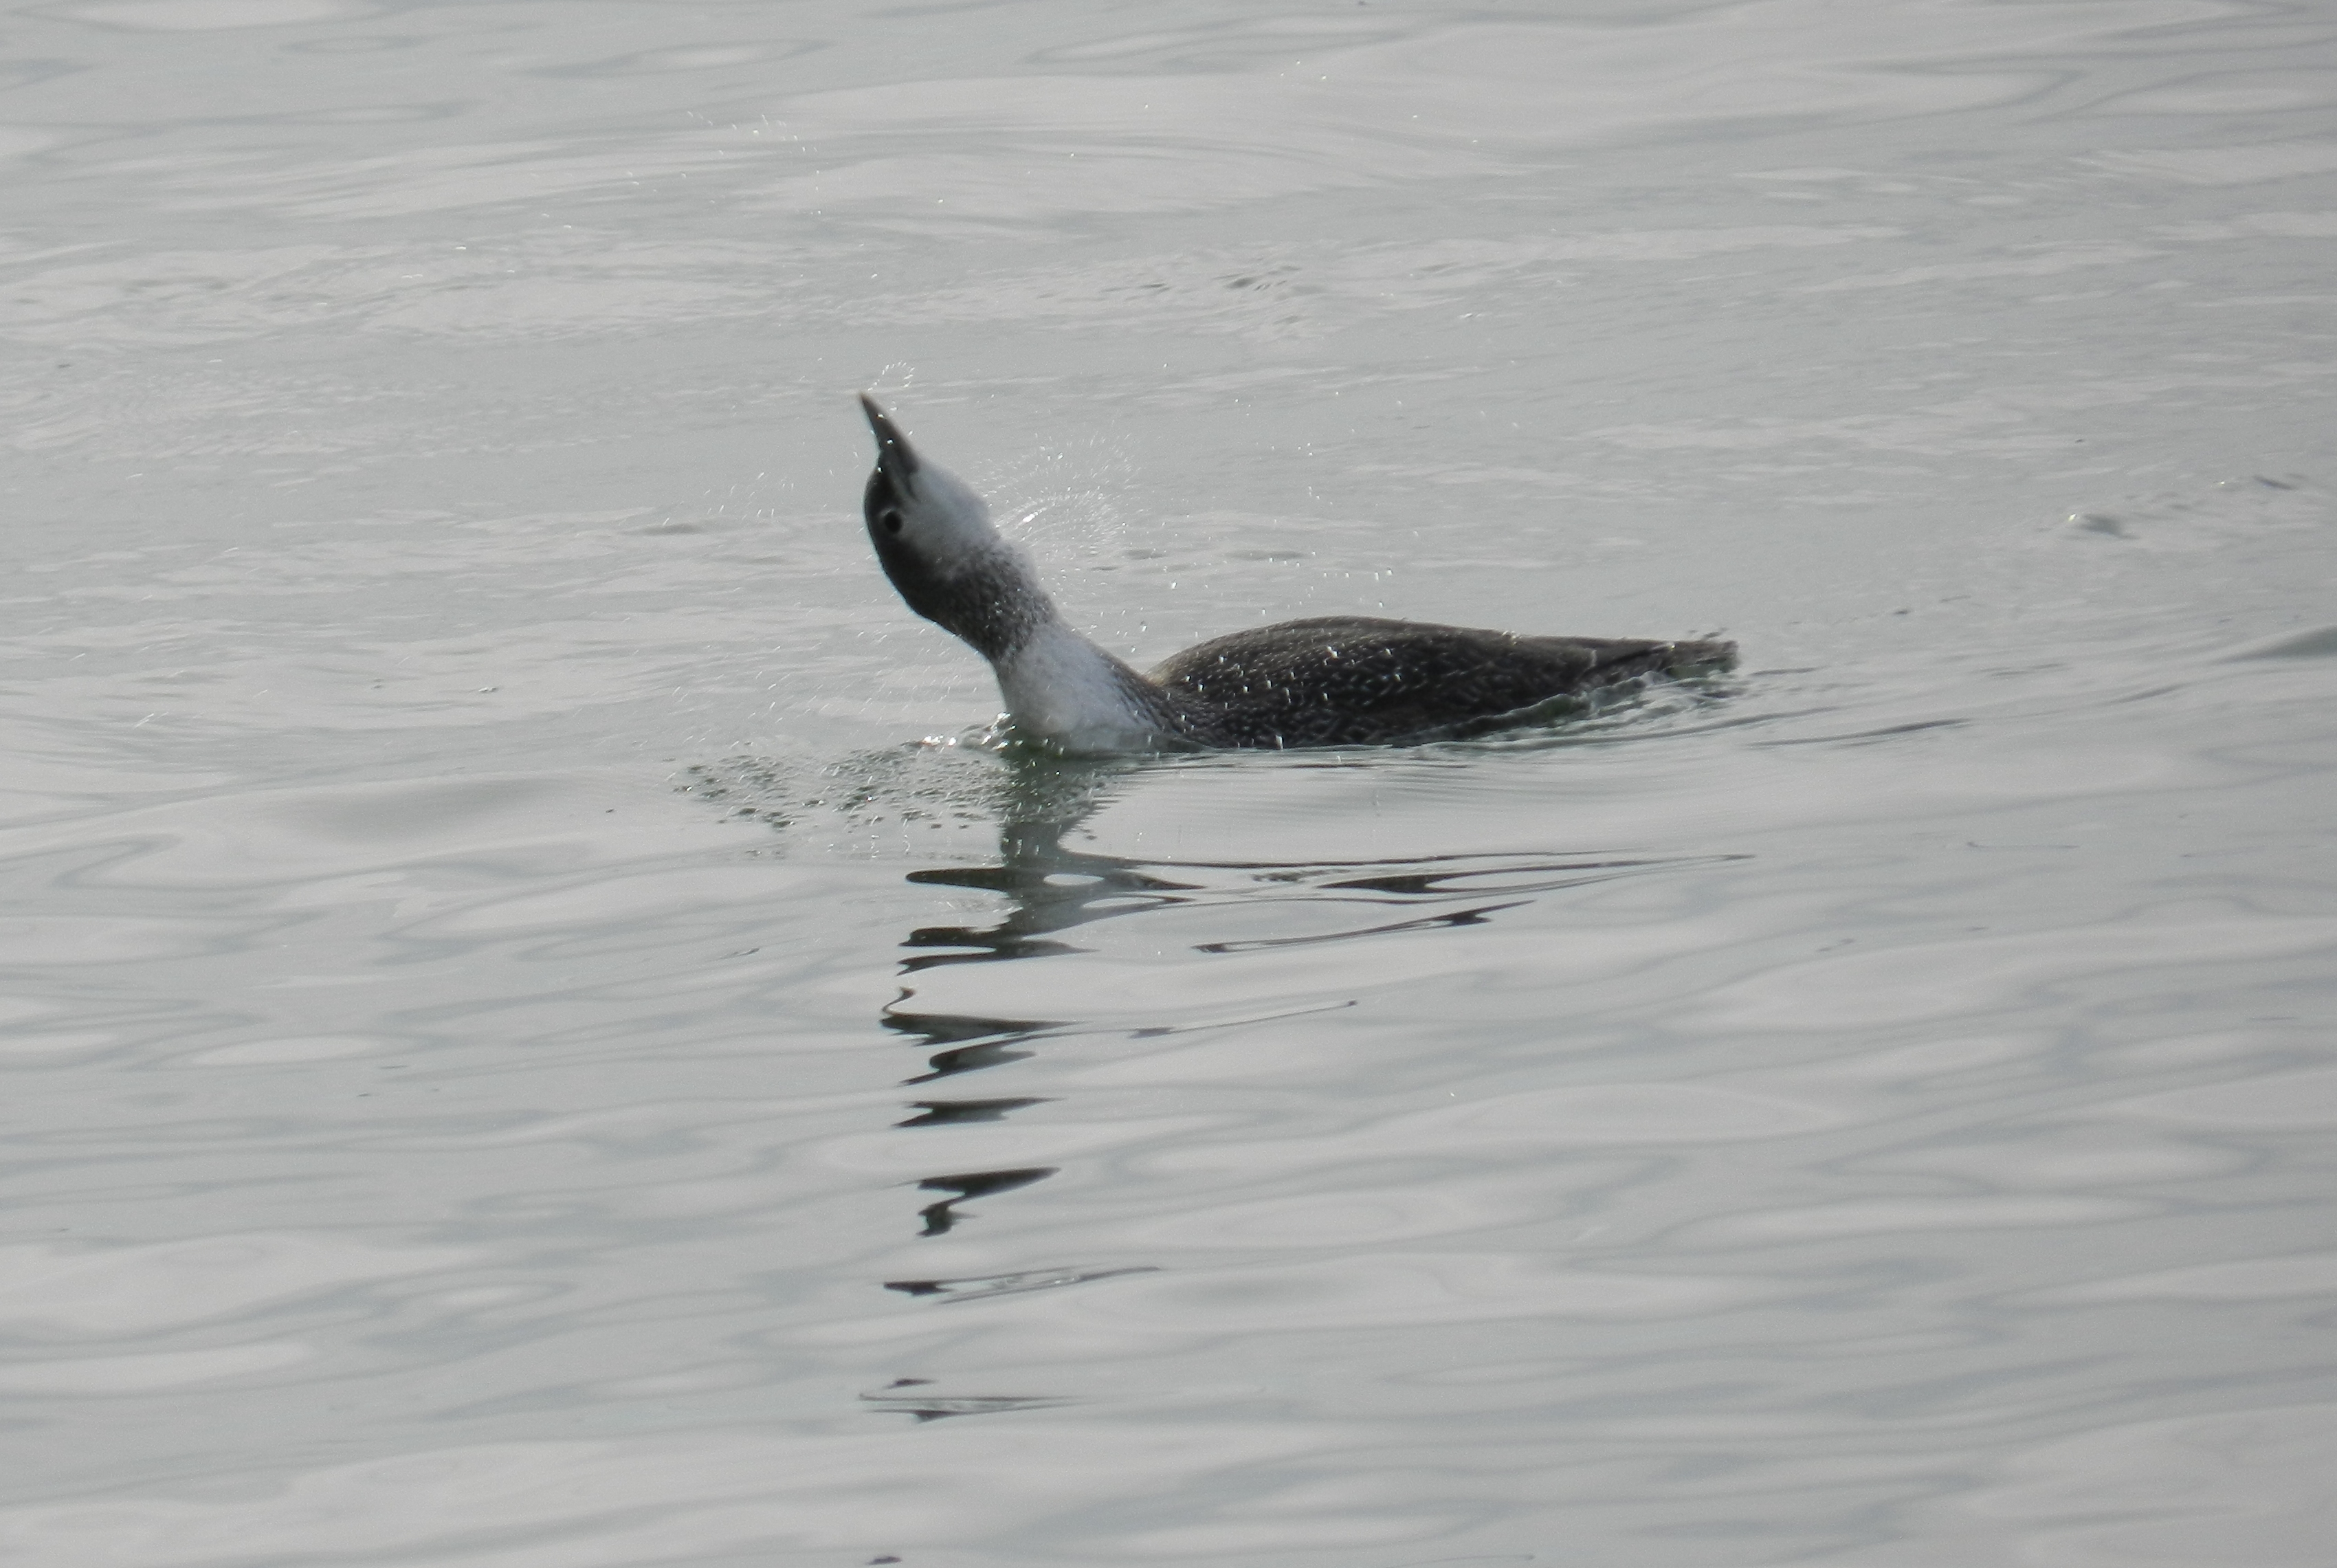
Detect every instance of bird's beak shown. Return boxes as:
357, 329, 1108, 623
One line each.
858, 393, 920, 484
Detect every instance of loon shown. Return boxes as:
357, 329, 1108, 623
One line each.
856, 395, 1734, 753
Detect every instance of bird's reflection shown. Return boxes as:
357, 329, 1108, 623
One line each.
877, 753, 1171, 1310
879, 754, 1158, 1244
853, 748, 1748, 1418
897, 824, 1200, 973
883, 1009, 1054, 1085
894, 1098, 1050, 1127
873, 750, 1744, 1246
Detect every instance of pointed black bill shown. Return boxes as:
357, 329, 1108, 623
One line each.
859, 393, 920, 480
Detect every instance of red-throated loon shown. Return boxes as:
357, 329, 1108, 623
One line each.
856, 395, 1735, 752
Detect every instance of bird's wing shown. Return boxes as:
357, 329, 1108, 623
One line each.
1149, 617, 1696, 747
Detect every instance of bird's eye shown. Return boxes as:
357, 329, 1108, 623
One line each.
880, 509, 903, 535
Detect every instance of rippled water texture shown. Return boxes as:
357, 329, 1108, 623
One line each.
5, 1, 2335, 1564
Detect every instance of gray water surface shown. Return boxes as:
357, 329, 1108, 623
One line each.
3, 2, 2334, 1565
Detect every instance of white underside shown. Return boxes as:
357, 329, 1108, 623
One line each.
993, 621, 1168, 753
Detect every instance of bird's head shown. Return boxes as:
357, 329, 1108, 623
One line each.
856, 394, 1046, 657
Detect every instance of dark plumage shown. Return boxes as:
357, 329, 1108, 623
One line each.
854, 395, 1736, 753
1149, 617, 1734, 748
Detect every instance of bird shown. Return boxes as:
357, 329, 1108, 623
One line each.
854, 395, 1735, 753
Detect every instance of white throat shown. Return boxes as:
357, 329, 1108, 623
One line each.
993, 621, 1171, 753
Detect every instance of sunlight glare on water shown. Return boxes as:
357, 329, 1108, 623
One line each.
2, 1, 2334, 1564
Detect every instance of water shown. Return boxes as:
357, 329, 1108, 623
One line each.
3, 1, 2334, 1563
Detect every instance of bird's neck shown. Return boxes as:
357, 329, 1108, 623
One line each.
909, 543, 1057, 665
990, 617, 1183, 752
912, 540, 1187, 751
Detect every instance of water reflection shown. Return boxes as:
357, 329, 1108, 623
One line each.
881, 1266, 1160, 1304
909, 1167, 1058, 1238
897, 812, 1202, 974
884, 1007, 1059, 1085
894, 1098, 1051, 1127
878, 756, 1149, 1252
871, 749, 1749, 1278
858, 1378, 1075, 1423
